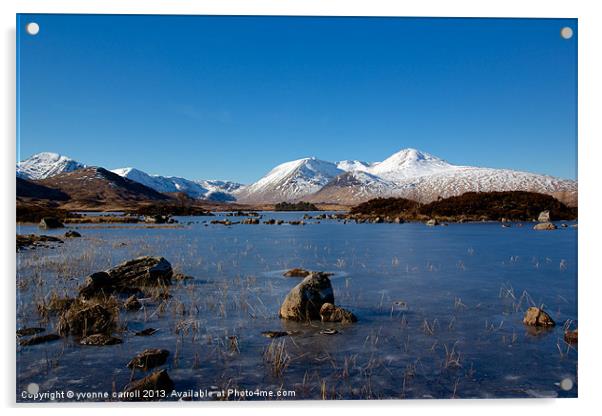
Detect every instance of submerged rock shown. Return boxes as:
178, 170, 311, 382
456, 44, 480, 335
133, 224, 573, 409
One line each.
564, 329, 578, 344
19, 333, 61, 346
533, 222, 557, 230
127, 348, 170, 371
79, 256, 173, 298
16, 327, 45, 337
80, 334, 123, 346
58, 302, 116, 336
319, 303, 358, 323
283, 268, 311, 278
64, 230, 82, 238
279, 272, 334, 321
17, 234, 63, 251
123, 370, 174, 400
523, 307, 556, 327
39, 217, 64, 229
135, 328, 158, 336
261, 330, 298, 338
319, 328, 338, 335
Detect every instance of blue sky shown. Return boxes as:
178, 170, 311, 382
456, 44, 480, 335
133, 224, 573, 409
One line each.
17, 15, 577, 183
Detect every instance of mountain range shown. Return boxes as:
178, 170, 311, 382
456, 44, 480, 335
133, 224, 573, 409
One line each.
16, 149, 578, 206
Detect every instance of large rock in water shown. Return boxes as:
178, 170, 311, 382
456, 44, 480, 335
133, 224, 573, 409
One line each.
79, 256, 173, 298
279, 272, 334, 321
523, 307, 556, 327
39, 217, 64, 229
538, 210, 551, 223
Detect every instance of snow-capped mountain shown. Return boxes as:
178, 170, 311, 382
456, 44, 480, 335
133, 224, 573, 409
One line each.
234, 157, 345, 203
17, 152, 86, 180
238, 148, 577, 206
110, 167, 243, 202
367, 148, 454, 179
17, 149, 578, 206
110, 167, 209, 199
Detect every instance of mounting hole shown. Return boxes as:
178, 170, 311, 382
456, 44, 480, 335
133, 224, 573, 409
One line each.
560, 27, 573, 40
26, 22, 40, 36
560, 378, 574, 391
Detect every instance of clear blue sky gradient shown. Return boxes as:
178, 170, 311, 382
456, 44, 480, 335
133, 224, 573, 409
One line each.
17, 15, 577, 183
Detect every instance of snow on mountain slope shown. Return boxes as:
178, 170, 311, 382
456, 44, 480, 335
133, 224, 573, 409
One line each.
111, 167, 209, 199
336, 160, 373, 172
394, 166, 577, 203
111, 167, 243, 201
17, 152, 86, 180
235, 157, 344, 203
367, 148, 454, 179
308, 164, 577, 205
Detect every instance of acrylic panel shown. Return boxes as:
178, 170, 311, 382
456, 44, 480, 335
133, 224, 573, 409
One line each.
16, 14, 578, 402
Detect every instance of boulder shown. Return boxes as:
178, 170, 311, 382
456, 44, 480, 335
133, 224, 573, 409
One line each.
78, 257, 173, 298
283, 268, 311, 278
80, 334, 123, 346
533, 222, 557, 230
127, 348, 170, 370
242, 218, 260, 224
319, 303, 358, 323
426, 219, 439, 226
279, 272, 334, 321
58, 302, 116, 336
523, 307, 556, 327
39, 217, 64, 229
64, 230, 82, 238
123, 370, 174, 400
538, 210, 551, 223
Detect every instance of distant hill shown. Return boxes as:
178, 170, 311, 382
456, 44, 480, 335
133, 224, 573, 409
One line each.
17, 177, 70, 201
419, 191, 577, 221
349, 191, 577, 222
35, 167, 171, 208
